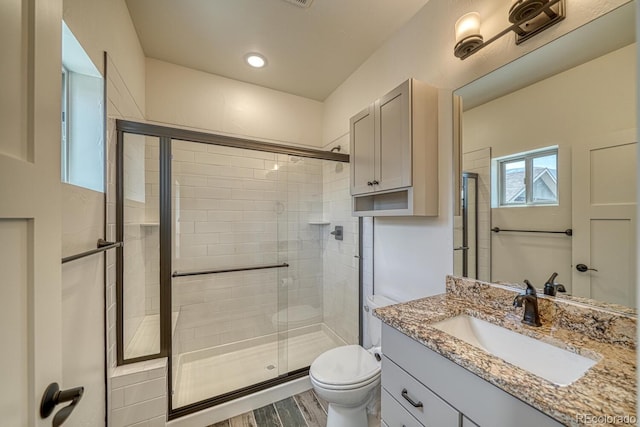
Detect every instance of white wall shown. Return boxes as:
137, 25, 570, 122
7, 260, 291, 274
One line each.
463, 44, 635, 291
61, 184, 106, 426
145, 58, 324, 148
322, 0, 629, 301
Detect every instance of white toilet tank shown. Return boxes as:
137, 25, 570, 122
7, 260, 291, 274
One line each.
365, 294, 397, 348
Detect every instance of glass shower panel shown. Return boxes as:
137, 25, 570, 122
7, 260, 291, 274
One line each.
319, 158, 359, 347
122, 134, 161, 359
278, 155, 336, 373
170, 140, 285, 408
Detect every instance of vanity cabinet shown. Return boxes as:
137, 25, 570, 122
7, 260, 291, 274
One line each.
349, 78, 438, 216
381, 323, 564, 427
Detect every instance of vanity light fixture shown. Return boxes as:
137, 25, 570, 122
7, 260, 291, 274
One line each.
454, 0, 565, 60
245, 53, 267, 68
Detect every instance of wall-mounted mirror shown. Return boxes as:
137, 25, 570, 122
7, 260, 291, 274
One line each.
453, 1, 637, 309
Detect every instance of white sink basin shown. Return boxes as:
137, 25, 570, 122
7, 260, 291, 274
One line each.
430, 315, 597, 386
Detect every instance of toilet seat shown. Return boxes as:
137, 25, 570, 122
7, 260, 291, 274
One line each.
310, 345, 380, 390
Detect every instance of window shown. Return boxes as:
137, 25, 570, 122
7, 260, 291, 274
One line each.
497, 148, 558, 206
61, 21, 105, 193
61, 67, 69, 182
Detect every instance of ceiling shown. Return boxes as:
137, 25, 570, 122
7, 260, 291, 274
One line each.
125, 0, 431, 101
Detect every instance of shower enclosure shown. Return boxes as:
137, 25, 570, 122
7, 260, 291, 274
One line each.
116, 120, 359, 417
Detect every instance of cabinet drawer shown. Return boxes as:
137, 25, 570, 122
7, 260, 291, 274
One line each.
463, 416, 480, 426
382, 389, 424, 427
382, 356, 460, 426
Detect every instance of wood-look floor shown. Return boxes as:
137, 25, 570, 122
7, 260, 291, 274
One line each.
209, 390, 328, 427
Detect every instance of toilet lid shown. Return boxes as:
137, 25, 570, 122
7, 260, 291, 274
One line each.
310, 345, 380, 386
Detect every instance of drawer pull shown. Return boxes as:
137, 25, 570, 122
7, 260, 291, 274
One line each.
401, 388, 423, 408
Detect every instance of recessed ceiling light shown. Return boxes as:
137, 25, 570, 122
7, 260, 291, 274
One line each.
245, 53, 267, 68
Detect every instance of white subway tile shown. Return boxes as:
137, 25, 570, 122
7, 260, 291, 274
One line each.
123, 377, 166, 406
111, 396, 166, 427
195, 222, 228, 233
195, 187, 233, 199
172, 149, 195, 162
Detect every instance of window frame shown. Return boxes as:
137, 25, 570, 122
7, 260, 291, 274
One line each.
61, 67, 69, 183
497, 147, 558, 207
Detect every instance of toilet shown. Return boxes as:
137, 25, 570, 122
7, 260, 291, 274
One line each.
310, 294, 397, 427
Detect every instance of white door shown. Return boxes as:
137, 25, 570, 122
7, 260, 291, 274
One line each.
0, 0, 64, 425
572, 129, 637, 307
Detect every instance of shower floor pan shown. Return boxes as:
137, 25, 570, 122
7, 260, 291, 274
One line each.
172, 323, 345, 408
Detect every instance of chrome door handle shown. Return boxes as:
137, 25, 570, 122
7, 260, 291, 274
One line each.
401, 388, 423, 408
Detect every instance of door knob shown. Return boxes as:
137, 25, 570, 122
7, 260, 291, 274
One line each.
576, 263, 598, 272
40, 383, 84, 427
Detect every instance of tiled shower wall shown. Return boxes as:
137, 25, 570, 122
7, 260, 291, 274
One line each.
462, 147, 491, 282
106, 53, 168, 426
168, 141, 326, 356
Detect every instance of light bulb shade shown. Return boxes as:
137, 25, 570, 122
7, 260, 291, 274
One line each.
454, 12, 483, 58
455, 12, 482, 44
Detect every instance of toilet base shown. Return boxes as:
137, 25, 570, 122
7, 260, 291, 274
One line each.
327, 403, 369, 427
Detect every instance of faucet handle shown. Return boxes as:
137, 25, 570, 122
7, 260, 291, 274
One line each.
523, 279, 537, 296
545, 272, 558, 286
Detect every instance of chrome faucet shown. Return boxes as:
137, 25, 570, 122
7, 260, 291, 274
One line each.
513, 280, 542, 327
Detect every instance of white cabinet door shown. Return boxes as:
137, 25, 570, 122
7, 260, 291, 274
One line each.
375, 80, 412, 192
572, 129, 636, 307
350, 104, 376, 195
0, 0, 63, 425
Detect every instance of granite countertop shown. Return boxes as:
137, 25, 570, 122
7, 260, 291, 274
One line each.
374, 276, 637, 426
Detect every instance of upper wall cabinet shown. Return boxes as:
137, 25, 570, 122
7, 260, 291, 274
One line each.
350, 78, 438, 216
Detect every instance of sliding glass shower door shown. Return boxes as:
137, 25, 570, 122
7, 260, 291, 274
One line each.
116, 120, 359, 418
170, 140, 290, 408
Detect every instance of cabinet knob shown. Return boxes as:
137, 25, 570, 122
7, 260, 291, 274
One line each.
372, 180, 379, 185
367, 181, 373, 186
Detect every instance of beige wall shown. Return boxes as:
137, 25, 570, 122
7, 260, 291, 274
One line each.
322, 0, 629, 301
63, 0, 146, 112
145, 58, 325, 148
